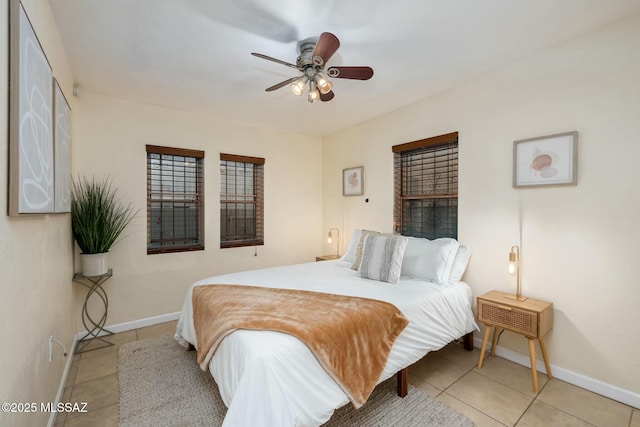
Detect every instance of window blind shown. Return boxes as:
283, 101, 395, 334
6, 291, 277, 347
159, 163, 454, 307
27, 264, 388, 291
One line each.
392, 132, 458, 239
146, 145, 204, 254
220, 153, 264, 248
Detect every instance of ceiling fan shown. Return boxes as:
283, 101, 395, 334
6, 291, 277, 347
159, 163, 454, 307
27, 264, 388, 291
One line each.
251, 32, 374, 103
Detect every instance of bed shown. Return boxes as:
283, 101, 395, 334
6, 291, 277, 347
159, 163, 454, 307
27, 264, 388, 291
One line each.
175, 231, 478, 426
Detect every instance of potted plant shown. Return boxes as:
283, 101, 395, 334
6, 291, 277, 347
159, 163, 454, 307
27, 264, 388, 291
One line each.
71, 176, 138, 276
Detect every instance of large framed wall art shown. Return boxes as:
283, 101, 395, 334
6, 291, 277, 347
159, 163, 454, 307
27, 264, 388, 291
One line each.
53, 79, 72, 213
8, 0, 54, 215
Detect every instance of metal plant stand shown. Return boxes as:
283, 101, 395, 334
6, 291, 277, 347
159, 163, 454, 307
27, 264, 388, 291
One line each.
73, 270, 114, 353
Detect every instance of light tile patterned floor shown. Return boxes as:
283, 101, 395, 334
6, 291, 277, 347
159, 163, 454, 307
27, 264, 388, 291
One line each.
55, 321, 639, 426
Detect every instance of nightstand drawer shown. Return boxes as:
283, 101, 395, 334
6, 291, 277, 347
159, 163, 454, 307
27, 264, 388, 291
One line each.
478, 300, 537, 337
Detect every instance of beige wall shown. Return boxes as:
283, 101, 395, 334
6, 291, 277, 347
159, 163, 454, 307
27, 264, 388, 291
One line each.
73, 91, 323, 326
323, 13, 640, 398
0, 1, 76, 426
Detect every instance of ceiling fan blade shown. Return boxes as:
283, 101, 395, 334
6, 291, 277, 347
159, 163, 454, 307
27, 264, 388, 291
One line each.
312, 32, 340, 66
320, 90, 335, 102
327, 66, 374, 80
265, 77, 300, 92
251, 52, 299, 70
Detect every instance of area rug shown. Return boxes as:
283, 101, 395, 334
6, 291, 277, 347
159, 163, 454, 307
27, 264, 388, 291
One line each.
119, 334, 474, 426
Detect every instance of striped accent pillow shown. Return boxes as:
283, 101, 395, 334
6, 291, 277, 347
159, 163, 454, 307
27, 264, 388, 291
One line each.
359, 234, 408, 284
351, 230, 395, 270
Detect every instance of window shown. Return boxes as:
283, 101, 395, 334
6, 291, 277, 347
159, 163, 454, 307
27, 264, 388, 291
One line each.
220, 153, 264, 248
146, 145, 204, 254
392, 132, 458, 239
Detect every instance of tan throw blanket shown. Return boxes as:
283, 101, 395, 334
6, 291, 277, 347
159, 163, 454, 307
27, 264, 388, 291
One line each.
192, 284, 408, 408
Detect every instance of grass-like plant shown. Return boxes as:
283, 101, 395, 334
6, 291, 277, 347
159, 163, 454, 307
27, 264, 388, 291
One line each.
71, 177, 138, 254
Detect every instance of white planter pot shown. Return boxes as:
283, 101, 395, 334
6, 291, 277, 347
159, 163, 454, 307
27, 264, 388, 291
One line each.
81, 253, 109, 276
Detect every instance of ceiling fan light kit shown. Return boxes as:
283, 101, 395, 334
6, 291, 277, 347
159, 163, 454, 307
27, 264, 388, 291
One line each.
291, 75, 309, 96
313, 74, 332, 95
252, 32, 373, 104
308, 81, 319, 103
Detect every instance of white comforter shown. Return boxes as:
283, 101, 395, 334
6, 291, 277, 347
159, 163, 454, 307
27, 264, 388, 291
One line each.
175, 259, 477, 427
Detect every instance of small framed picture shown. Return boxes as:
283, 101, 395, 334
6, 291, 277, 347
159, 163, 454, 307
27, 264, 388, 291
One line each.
513, 132, 578, 188
343, 166, 364, 196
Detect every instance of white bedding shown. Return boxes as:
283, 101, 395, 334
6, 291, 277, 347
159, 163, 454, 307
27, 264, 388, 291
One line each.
175, 259, 478, 427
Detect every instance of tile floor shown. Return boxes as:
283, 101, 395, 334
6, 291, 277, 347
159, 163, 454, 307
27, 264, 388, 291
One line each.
56, 321, 640, 427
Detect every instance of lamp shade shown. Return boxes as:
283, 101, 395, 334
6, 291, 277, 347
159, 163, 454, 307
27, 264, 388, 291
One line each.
328, 228, 340, 257
506, 245, 527, 301
314, 73, 333, 94
508, 251, 517, 275
290, 75, 309, 96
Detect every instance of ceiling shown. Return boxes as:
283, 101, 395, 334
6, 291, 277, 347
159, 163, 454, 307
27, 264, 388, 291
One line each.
50, 0, 640, 137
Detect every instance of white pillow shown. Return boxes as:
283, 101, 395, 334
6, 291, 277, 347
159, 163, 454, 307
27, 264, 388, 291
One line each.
359, 234, 408, 284
400, 237, 460, 283
449, 246, 472, 282
341, 229, 362, 263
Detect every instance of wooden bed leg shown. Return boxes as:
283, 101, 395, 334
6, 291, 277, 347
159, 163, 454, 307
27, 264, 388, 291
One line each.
188, 344, 196, 352
463, 331, 474, 351
396, 368, 408, 397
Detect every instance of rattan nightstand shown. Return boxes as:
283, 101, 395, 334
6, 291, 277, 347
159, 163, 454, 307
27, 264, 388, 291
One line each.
476, 290, 553, 392
315, 255, 340, 262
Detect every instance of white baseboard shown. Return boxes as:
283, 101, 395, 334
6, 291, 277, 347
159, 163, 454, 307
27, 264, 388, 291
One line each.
75, 311, 181, 340
50, 313, 180, 426
473, 337, 640, 410
47, 339, 78, 427
45, 311, 182, 426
